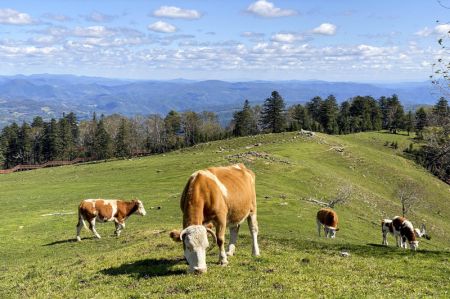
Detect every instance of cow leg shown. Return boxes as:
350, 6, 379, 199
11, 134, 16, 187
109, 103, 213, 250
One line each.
89, 219, 101, 239
324, 226, 329, 238
115, 221, 125, 237
227, 224, 240, 256
76, 216, 84, 241
247, 213, 260, 257
216, 223, 228, 266
317, 219, 321, 237
382, 231, 388, 245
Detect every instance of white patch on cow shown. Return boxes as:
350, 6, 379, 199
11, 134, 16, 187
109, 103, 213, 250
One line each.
232, 164, 241, 169
200, 170, 228, 198
136, 200, 147, 216
403, 220, 414, 232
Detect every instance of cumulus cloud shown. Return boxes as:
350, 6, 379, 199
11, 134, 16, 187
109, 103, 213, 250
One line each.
0, 8, 33, 25
271, 33, 298, 43
153, 6, 201, 19
148, 21, 177, 33
73, 26, 115, 38
42, 13, 72, 22
312, 23, 337, 35
416, 24, 450, 37
246, 0, 297, 18
84, 11, 118, 23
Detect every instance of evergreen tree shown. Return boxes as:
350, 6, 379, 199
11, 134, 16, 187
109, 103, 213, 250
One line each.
18, 122, 32, 164
233, 100, 257, 136
181, 111, 200, 146
4, 123, 20, 168
42, 119, 62, 161
93, 117, 112, 160
432, 97, 449, 128
58, 117, 75, 160
415, 107, 428, 139
164, 110, 182, 149
260, 91, 286, 133
320, 95, 339, 134
405, 111, 414, 136
115, 119, 131, 157
290, 104, 312, 131
338, 101, 352, 134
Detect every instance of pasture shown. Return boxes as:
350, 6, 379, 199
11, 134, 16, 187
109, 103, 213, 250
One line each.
1, 131, 449, 298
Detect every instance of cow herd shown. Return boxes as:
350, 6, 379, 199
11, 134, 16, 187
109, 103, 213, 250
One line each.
74, 163, 430, 274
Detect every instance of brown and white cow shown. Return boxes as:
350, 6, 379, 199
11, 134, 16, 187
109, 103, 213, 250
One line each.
316, 208, 339, 238
382, 216, 421, 250
170, 163, 260, 274
76, 199, 146, 241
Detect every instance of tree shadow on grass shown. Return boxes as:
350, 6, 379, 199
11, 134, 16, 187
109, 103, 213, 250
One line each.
101, 257, 186, 278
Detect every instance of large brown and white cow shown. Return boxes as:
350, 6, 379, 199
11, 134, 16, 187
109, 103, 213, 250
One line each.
170, 163, 260, 274
316, 208, 339, 238
382, 216, 424, 250
76, 199, 146, 241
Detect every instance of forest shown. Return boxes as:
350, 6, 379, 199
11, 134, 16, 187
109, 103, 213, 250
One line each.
0, 92, 449, 183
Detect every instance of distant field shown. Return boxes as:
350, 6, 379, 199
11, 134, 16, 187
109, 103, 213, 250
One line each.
1, 131, 449, 298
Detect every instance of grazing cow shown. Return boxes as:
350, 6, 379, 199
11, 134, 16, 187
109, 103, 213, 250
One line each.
76, 199, 146, 241
382, 217, 427, 250
316, 208, 339, 238
170, 163, 260, 274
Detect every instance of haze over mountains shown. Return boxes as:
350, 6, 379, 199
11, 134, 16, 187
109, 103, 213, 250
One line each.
0, 74, 437, 127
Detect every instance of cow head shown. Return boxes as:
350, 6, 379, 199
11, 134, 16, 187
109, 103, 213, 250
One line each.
170, 225, 216, 274
326, 227, 339, 238
133, 199, 147, 216
409, 240, 419, 251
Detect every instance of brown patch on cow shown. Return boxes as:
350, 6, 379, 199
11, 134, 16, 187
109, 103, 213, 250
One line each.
392, 216, 416, 242
316, 208, 338, 228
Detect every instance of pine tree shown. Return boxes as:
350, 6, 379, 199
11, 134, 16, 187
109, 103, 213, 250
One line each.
320, 95, 339, 134
260, 91, 286, 133
93, 118, 112, 160
115, 119, 130, 158
432, 97, 449, 128
405, 111, 414, 136
415, 107, 428, 139
338, 101, 352, 134
42, 119, 62, 161
233, 100, 257, 136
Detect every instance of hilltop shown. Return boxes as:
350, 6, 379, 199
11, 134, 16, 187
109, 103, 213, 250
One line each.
0, 131, 449, 297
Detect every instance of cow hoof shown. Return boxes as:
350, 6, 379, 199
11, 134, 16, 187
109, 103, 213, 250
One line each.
226, 251, 234, 256
76, 236, 81, 242
219, 260, 229, 266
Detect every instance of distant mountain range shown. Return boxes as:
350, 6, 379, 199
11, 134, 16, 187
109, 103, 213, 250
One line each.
0, 74, 440, 128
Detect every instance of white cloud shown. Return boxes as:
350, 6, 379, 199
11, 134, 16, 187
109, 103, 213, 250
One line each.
435, 24, 450, 35
246, 0, 297, 18
312, 23, 337, 35
0, 8, 33, 25
73, 26, 114, 38
153, 6, 201, 19
271, 33, 297, 43
84, 11, 117, 23
416, 24, 450, 37
148, 21, 177, 33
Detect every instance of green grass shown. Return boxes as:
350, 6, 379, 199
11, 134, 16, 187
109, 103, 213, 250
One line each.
1, 131, 449, 298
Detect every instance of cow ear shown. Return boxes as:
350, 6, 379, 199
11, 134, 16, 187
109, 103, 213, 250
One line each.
169, 230, 182, 242
204, 223, 214, 230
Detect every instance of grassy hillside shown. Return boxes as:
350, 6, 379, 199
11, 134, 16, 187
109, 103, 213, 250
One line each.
1, 131, 449, 298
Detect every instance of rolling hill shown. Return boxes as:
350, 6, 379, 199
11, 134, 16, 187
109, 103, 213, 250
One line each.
0, 131, 449, 297
0, 74, 438, 128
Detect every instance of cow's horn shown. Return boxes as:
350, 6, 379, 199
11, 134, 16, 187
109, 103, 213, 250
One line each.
206, 227, 217, 244
179, 228, 188, 241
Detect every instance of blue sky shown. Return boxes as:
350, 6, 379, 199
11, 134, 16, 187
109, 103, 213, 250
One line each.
0, 0, 449, 82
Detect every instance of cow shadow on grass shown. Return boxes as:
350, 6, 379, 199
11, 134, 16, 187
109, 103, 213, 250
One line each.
43, 237, 97, 246
101, 257, 186, 278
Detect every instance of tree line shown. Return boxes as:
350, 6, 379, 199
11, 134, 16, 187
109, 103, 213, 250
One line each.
0, 91, 447, 177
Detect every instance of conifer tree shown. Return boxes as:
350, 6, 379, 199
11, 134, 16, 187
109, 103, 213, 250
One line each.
261, 91, 286, 133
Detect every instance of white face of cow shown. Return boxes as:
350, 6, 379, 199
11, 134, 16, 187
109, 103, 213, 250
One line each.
136, 200, 146, 216
328, 228, 337, 238
410, 240, 419, 251
181, 225, 209, 274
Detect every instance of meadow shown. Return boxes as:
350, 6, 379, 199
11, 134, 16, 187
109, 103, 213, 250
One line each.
0, 131, 449, 298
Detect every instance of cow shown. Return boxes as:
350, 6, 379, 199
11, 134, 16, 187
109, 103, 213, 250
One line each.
316, 208, 339, 238
169, 163, 260, 274
76, 199, 146, 241
382, 216, 426, 250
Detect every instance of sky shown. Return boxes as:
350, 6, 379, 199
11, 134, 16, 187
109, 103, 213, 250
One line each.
0, 0, 449, 82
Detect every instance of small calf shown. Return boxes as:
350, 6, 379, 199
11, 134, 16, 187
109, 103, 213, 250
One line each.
382, 216, 419, 250
316, 208, 339, 238
76, 198, 146, 241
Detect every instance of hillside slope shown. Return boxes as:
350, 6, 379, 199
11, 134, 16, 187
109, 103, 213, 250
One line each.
0, 131, 449, 298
